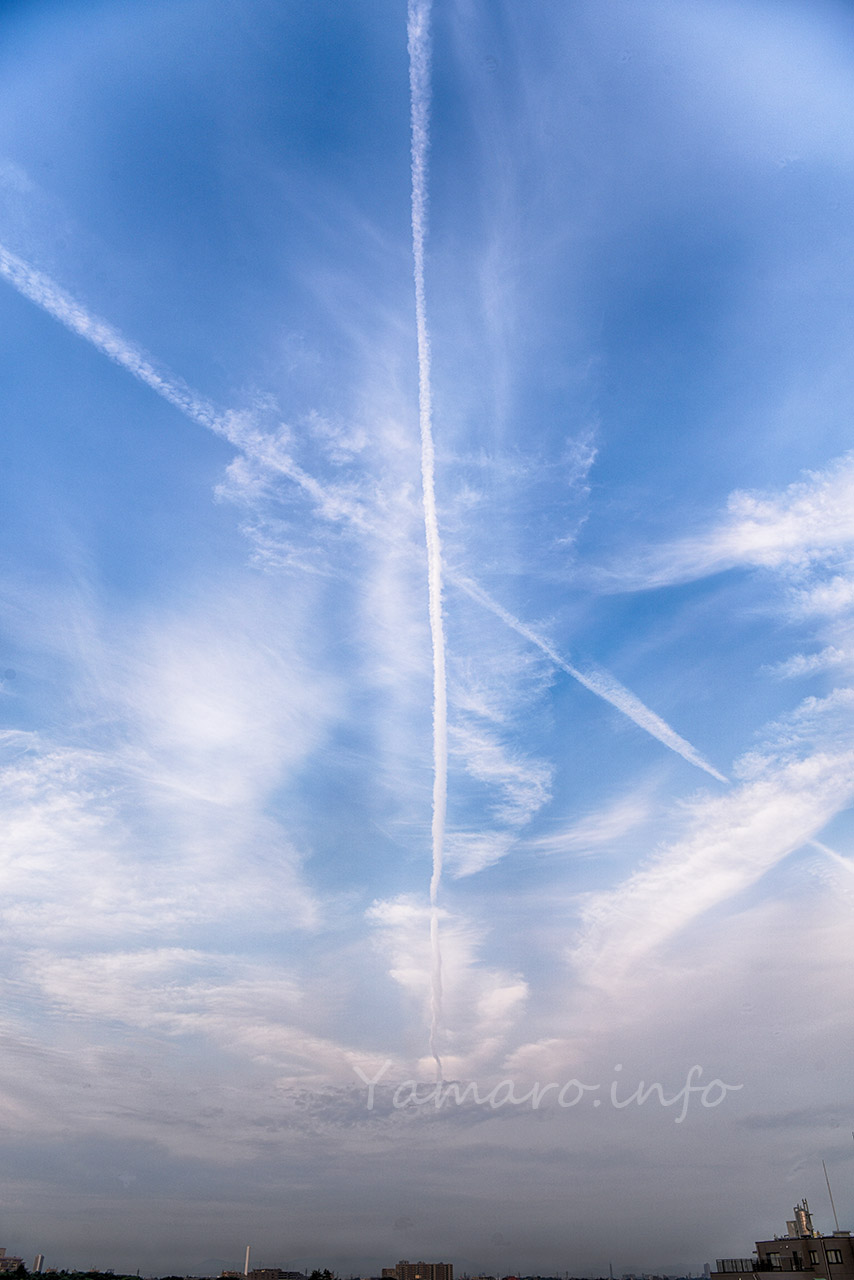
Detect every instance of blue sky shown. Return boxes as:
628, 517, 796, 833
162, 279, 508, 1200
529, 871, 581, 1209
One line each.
1, 0, 853, 1274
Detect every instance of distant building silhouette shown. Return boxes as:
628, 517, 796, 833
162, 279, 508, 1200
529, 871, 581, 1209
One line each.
383, 1261, 453, 1280
222, 1271, 306, 1280
248, 1270, 307, 1280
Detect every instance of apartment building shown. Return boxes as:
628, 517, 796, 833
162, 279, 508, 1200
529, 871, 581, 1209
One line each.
712, 1201, 854, 1280
382, 1260, 453, 1280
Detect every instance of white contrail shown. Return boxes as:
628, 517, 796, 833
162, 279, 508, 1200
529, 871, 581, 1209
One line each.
0, 240, 727, 787
0, 233, 730, 1054
0, 240, 377, 534
809, 838, 854, 872
1, 227, 447, 1072
453, 572, 728, 784
0, 241, 223, 433
408, 0, 447, 1082
0, 239, 725, 790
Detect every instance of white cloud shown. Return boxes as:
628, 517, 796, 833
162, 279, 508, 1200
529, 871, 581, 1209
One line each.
791, 573, 854, 618
0, 156, 34, 193
572, 690, 854, 992
450, 722, 552, 827
0, 574, 341, 943
525, 787, 656, 857
118, 597, 334, 806
443, 830, 515, 878
367, 895, 528, 1077
0, 739, 322, 942
603, 456, 854, 728
765, 645, 852, 679
23, 947, 360, 1081
606, 452, 854, 590
305, 409, 369, 464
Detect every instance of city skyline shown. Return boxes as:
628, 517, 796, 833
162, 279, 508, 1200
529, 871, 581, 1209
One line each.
6, 1194, 854, 1278
0, 0, 853, 1274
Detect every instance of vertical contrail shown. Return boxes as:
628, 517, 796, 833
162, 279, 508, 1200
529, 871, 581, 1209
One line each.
0, 240, 725, 786
408, 0, 447, 1081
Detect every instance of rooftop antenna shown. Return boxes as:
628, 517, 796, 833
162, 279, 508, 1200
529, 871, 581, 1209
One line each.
245, 1246, 251, 1277
823, 1161, 840, 1232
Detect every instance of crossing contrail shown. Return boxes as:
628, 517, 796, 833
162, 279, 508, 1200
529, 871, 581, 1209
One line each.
0, 228, 729, 1067
453, 572, 728, 784
408, 0, 447, 1082
0, 240, 724, 788
1, 224, 448, 1074
0, 235, 723, 788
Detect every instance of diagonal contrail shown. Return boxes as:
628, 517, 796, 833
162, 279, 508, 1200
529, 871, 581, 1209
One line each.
1, 225, 448, 1076
0, 236, 727, 788
407, 0, 447, 1082
0, 238, 729, 850
0, 234, 724, 791
0, 241, 222, 435
0, 241, 375, 534
809, 838, 854, 872
453, 572, 728, 784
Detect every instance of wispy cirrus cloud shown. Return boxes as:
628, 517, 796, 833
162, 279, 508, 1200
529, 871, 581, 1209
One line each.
0, 576, 338, 944
765, 645, 852, 679
442, 830, 516, 878
443, 719, 552, 877
0, 239, 733, 925
524, 785, 656, 858
450, 722, 552, 827
598, 456, 854, 756
791, 574, 854, 618
24, 947, 367, 1086
572, 688, 854, 991
0, 238, 383, 557
602, 452, 854, 591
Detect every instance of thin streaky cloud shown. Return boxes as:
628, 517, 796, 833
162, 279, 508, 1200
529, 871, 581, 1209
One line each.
452, 572, 728, 783
808, 838, 854, 871
574, 749, 854, 989
524, 788, 654, 857
598, 452, 854, 593
408, 0, 447, 1082
764, 646, 850, 679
